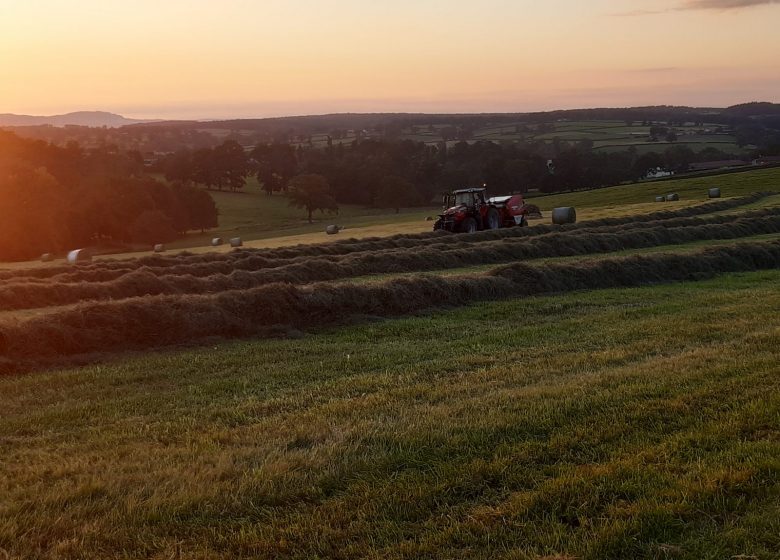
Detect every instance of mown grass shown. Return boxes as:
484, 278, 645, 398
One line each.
346, 232, 780, 285
168, 178, 438, 250
528, 166, 780, 210
1, 270, 778, 559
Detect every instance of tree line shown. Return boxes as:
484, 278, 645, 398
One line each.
158, 136, 752, 215
0, 131, 217, 261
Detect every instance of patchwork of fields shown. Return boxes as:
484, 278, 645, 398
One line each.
398, 120, 745, 154
292, 120, 744, 156
1, 176, 779, 558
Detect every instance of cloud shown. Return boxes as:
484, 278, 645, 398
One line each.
681, 0, 778, 8
612, 0, 778, 15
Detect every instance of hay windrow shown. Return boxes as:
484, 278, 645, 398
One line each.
3, 204, 779, 290
1, 239, 779, 373
1, 211, 779, 312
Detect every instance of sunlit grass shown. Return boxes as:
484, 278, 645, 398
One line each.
1, 271, 778, 558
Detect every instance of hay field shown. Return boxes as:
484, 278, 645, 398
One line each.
1, 187, 779, 558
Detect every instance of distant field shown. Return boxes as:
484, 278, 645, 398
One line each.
527, 166, 780, 210
400, 119, 743, 155
199, 118, 742, 155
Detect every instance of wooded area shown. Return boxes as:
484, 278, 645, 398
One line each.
0, 131, 217, 260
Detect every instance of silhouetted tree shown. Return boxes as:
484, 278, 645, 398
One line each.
164, 150, 195, 184
212, 140, 249, 191
252, 143, 298, 194
287, 174, 338, 223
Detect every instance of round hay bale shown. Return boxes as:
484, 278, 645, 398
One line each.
211, 237, 223, 246
40, 253, 53, 262
66, 248, 91, 265
655, 196, 666, 202
153, 244, 165, 253
325, 224, 341, 235
551, 207, 576, 225
708, 187, 721, 198
229, 237, 243, 247
666, 193, 679, 201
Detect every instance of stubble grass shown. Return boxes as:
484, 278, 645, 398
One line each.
0, 270, 778, 559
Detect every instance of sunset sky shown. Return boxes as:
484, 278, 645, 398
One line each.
0, 0, 778, 119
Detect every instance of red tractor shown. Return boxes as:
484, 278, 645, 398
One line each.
433, 187, 531, 233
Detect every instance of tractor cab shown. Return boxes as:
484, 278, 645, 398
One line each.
443, 188, 487, 211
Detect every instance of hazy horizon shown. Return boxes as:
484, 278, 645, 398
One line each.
1, 0, 779, 120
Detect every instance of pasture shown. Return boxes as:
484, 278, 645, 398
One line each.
1, 172, 779, 558
166, 176, 438, 250
281, 118, 744, 155
398, 119, 744, 155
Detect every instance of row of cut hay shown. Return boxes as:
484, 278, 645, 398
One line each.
6, 200, 779, 288
2, 212, 779, 312
1, 239, 779, 373
0, 192, 770, 283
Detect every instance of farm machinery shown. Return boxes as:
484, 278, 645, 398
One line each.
433, 187, 533, 233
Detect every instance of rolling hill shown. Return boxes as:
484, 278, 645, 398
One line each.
0, 111, 153, 128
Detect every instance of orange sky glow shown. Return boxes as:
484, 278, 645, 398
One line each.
0, 0, 777, 119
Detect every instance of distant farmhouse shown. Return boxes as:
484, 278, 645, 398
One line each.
645, 167, 673, 179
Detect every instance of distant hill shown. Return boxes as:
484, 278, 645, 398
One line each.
0, 111, 155, 128
722, 102, 780, 117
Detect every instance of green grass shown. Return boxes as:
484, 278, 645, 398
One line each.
164, 177, 437, 250
528, 166, 780, 210
1, 270, 779, 559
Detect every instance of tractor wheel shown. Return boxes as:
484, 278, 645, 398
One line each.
485, 207, 501, 230
460, 217, 477, 234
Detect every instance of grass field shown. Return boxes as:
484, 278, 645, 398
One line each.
1, 271, 778, 559
528, 166, 780, 210
1, 171, 779, 558
169, 176, 438, 249
399, 119, 743, 156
